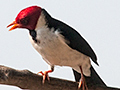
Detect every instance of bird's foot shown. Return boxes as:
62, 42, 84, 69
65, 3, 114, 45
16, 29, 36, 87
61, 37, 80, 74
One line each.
78, 76, 88, 90
37, 70, 52, 83
78, 66, 88, 90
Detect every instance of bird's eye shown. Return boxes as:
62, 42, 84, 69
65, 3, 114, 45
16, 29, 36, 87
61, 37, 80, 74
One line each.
20, 17, 29, 25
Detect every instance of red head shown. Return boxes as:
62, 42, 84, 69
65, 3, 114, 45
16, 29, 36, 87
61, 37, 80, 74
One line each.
7, 6, 42, 31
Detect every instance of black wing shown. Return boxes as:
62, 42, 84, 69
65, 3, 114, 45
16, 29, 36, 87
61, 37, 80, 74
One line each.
43, 9, 98, 65
50, 19, 98, 65
58, 25, 98, 65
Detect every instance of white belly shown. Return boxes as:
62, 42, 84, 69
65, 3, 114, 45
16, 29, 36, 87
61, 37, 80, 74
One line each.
29, 27, 91, 76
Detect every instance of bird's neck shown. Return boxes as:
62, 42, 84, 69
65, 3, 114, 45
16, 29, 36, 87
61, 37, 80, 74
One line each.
35, 9, 52, 31
30, 9, 53, 43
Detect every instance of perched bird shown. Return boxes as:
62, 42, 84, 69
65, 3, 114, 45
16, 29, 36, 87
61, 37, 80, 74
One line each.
7, 6, 99, 89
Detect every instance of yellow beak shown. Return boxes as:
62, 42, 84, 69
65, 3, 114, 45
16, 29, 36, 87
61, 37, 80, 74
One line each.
7, 21, 21, 31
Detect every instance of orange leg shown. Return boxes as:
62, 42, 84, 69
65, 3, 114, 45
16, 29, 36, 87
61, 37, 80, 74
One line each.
38, 70, 53, 83
78, 66, 88, 90
38, 66, 54, 83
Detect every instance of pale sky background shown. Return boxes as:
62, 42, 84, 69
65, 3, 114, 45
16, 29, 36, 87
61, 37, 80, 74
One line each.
0, 0, 120, 90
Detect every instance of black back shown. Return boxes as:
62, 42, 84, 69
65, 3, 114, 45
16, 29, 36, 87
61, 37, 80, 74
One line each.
42, 9, 98, 65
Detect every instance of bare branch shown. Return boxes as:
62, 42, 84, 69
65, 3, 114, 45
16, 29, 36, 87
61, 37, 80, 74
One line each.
0, 65, 119, 90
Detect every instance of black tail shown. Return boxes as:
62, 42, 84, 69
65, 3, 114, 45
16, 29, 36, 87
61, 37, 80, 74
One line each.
72, 65, 106, 86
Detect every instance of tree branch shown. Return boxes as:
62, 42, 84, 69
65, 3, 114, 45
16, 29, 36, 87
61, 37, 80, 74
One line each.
0, 65, 119, 90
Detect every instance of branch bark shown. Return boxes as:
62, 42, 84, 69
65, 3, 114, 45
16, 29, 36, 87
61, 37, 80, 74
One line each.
0, 65, 119, 90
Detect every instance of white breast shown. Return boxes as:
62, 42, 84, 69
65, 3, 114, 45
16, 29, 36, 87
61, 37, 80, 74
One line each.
29, 27, 91, 76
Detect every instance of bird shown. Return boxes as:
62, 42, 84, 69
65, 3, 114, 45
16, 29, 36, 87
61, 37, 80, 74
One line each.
7, 6, 99, 90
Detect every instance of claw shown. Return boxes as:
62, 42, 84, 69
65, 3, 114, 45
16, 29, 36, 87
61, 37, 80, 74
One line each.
38, 70, 53, 83
78, 79, 82, 88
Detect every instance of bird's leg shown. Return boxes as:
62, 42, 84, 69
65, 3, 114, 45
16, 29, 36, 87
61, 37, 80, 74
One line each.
37, 66, 54, 83
38, 70, 52, 83
78, 66, 88, 90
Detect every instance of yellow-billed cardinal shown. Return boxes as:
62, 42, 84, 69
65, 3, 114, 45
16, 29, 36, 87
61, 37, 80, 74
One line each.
7, 6, 99, 90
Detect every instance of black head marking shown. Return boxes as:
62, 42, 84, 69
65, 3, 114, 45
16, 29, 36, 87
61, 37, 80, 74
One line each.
29, 30, 37, 43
